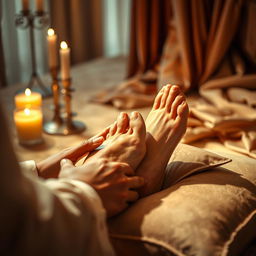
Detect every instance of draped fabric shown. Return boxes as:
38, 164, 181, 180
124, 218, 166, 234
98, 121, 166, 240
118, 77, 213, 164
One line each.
93, 0, 256, 158
49, 0, 103, 65
0, 25, 6, 87
0, 1, 7, 87
91, 0, 171, 108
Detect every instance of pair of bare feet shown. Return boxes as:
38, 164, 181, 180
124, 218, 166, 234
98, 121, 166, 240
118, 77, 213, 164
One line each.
85, 84, 189, 197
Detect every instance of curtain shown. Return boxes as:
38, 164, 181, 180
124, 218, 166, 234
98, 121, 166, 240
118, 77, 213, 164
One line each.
93, 0, 256, 158
1, 0, 129, 86
0, 0, 6, 87
1, 0, 49, 86
49, 0, 104, 65
103, 0, 131, 57
92, 0, 171, 108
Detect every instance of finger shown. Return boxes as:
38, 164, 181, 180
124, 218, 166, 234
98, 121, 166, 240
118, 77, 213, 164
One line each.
60, 158, 74, 171
70, 136, 105, 160
94, 126, 111, 140
118, 163, 135, 176
126, 191, 139, 202
127, 176, 145, 189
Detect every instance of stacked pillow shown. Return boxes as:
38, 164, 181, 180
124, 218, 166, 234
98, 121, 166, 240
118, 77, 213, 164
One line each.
108, 144, 256, 256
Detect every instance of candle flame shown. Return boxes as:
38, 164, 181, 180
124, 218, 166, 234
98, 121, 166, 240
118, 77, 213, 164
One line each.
48, 28, 55, 36
25, 88, 31, 96
24, 108, 30, 115
60, 41, 68, 49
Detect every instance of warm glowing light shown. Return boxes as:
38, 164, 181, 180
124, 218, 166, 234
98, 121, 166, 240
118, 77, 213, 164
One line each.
48, 28, 55, 36
25, 88, 31, 96
60, 41, 68, 50
24, 108, 30, 115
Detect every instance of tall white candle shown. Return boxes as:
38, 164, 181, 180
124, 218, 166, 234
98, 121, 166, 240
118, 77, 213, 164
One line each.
22, 0, 29, 11
60, 41, 70, 80
47, 28, 58, 69
36, 0, 43, 12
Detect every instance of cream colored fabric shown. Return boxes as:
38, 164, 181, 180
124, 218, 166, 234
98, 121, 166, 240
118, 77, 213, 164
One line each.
108, 145, 256, 256
0, 105, 115, 256
184, 87, 256, 158
19, 160, 38, 177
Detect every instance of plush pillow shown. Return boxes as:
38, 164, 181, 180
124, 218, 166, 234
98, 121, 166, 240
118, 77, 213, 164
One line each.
108, 144, 256, 256
163, 143, 231, 188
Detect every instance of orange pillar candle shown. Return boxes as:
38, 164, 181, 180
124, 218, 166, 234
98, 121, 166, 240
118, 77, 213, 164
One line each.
15, 88, 42, 109
14, 108, 43, 145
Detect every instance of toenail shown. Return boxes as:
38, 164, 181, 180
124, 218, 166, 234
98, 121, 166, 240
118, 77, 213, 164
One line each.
172, 85, 179, 91
119, 112, 125, 119
131, 111, 138, 119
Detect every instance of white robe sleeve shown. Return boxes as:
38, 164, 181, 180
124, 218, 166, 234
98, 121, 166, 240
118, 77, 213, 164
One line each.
0, 104, 115, 256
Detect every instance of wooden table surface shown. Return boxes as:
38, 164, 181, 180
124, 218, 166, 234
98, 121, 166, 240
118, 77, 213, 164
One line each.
0, 57, 150, 162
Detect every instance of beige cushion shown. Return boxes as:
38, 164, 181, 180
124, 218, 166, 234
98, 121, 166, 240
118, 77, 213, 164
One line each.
163, 143, 231, 188
108, 144, 256, 256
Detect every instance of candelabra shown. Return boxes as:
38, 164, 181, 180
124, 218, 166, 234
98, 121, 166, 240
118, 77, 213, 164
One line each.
15, 10, 52, 97
43, 74, 86, 135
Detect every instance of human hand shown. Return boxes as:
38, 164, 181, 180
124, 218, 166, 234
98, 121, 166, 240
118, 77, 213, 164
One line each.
36, 136, 104, 179
59, 158, 144, 217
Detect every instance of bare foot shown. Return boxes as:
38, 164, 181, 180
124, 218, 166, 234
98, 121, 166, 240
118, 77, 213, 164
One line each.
137, 84, 189, 196
85, 111, 146, 170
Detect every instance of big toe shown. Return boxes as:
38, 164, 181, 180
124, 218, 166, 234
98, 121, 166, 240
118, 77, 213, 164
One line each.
116, 112, 129, 133
128, 111, 146, 139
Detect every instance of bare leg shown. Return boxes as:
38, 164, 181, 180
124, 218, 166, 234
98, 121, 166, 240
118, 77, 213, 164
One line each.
137, 84, 189, 196
85, 111, 146, 170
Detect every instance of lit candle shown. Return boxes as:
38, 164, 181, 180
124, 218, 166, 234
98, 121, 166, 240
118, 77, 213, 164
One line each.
14, 108, 43, 145
22, 0, 29, 11
15, 88, 42, 109
60, 41, 70, 80
36, 0, 44, 12
47, 28, 58, 69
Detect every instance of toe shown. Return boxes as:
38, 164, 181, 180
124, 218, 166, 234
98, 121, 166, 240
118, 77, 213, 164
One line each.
109, 121, 117, 136
166, 85, 180, 113
160, 84, 172, 108
153, 87, 165, 110
177, 101, 189, 119
170, 93, 185, 119
116, 112, 129, 133
129, 111, 146, 139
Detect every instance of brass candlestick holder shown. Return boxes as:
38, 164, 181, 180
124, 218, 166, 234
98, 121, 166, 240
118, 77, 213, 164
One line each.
43, 75, 86, 135
15, 10, 52, 97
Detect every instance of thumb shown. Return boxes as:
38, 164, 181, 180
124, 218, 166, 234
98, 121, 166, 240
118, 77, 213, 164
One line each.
60, 158, 74, 171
